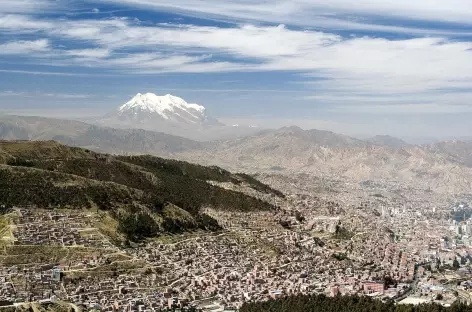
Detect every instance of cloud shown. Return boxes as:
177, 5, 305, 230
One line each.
103, 0, 472, 32
0, 91, 23, 96
65, 48, 111, 58
0, 90, 91, 98
48, 20, 472, 94
0, 0, 54, 14
0, 108, 109, 118
0, 14, 53, 31
0, 39, 49, 54
1, 14, 472, 110
0, 69, 109, 76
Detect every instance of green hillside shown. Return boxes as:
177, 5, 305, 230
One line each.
0, 140, 283, 241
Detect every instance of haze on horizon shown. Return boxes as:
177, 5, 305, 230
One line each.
1, 0, 472, 140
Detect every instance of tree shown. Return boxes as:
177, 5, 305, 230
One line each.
239, 293, 472, 312
118, 212, 159, 240
453, 259, 461, 270
383, 276, 395, 290
295, 211, 305, 223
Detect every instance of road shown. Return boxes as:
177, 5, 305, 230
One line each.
394, 262, 427, 302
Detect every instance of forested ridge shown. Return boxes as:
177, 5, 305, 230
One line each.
240, 294, 472, 312
0, 140, 283, 240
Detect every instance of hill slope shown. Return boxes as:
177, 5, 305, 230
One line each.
0, 115, 202, 156
425, 140, 472, 167
0, 140, 283, 240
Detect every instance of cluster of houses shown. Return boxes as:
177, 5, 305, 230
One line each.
12, 209, 115, 249
1, 179, 471, 311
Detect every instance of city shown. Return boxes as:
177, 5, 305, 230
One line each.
0, 170, 471, 311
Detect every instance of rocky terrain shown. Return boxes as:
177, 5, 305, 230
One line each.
1, 115, 472, 194
180, 126, 472, 194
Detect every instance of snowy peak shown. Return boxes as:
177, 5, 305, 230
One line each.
99, 92, 223, 135
118, 93, 206, 123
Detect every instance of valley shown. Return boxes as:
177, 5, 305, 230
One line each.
1, 94, 472, 312
0, 135, 470, 310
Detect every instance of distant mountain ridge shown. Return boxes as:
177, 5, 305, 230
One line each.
1, 115, 472, 193
177, 126, 472, 193
0, 114, 202, 156
424, 139, 472, 167
366, 135, 410, 149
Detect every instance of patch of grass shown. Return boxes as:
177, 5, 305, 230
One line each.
0, 214, 14, 245
0, 245, 108, 266
94, 212, 124, 245
160, 203, 198, 233
37, 302, 74, 312
332, 253, 349, 261
333, 226, 354, 240
154, 235, 184, 245
0, 246, 69, 265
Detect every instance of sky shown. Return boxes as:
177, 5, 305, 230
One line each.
1, 0, 472, 138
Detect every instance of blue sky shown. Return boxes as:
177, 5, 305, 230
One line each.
1, 0, 472, 138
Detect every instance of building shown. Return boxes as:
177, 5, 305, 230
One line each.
362, 282, 384, 294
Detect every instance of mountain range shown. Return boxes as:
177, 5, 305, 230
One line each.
2, 95, 472, 194
0, 114, 201, 156
178, 125, 472, 193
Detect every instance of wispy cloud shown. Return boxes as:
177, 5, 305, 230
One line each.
64, 48, 111, 58
0, 90, 92, 99
103, 0, 472, 32
0, 14, 53, 31
1, 15, 472, 99
0, 69, 108, 76
0, 0, 55, 14
0, 39, 49, 54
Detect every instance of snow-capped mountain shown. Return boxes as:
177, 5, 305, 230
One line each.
116, 93, 216, 125
97, 93, 229, 140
